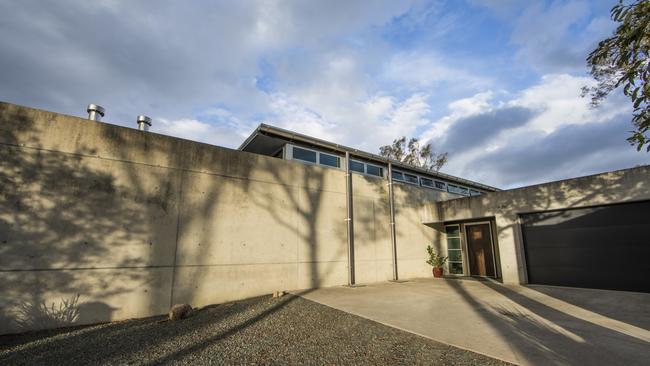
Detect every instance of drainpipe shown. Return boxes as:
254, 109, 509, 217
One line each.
345, 151, 355, 285
87, 104, 105, 121
137, 115, 152, 131
388, 162, 398, 281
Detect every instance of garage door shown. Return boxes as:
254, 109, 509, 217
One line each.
521, 200, 650, 293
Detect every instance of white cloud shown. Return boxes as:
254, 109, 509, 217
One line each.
383, 51, 491, 90
2, 0, 643, 189
156, 117, 250, 148
425, 74, 642, 187
263, 91, 434, 152
420, 91, 495, 142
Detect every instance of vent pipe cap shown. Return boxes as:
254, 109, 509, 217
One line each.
87, 104, 105, 121
137, 115, 152, 131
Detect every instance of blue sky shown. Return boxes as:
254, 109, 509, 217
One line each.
0, 0, 647, 188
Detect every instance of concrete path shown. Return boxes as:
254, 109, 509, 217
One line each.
295, 278, 650, 365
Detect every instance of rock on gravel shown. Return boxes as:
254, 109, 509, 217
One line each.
0, 294, 511, 365
169, 304, 193, 321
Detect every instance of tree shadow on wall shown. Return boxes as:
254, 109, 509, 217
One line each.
246, 156, 348, 289
0, 106, 157, 334
436, 170, 650, 364
362, 176, 451, 278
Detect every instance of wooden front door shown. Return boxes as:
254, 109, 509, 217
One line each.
466, 223, 496, 277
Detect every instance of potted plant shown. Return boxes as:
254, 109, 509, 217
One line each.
426, 245, 447, 278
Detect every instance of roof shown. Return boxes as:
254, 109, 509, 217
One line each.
239, 123, 499, 192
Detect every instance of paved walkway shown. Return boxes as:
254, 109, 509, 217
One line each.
296, 278, 650, 365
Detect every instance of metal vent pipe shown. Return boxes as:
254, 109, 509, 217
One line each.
137, 115, 152, 131
87, 104, 105, 121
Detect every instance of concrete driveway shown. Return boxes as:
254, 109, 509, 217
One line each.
295, 278, 650, 365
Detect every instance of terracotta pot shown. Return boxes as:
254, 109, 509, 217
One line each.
432, 267, 443, 278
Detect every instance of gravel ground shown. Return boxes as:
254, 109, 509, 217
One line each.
0, 294, 510, 365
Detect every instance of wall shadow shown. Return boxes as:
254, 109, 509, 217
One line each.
526, 285, 650, 331
446, 279, 650, 365
0, 105, 154, 334
434, 165, 650, 284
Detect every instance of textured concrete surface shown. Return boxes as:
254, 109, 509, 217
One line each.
424, 165, 650, 284
0, 294, 510, 366
0, 101, 456, 334
297, 278, 650, 365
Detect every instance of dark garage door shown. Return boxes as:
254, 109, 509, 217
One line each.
521, 200, 650, 293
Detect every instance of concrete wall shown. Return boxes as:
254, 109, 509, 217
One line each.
350, 174, 457, 283
0, 102, 458, 334
424, 166, 650, 284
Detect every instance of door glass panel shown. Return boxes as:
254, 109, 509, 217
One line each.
445, 225, 463, 275
445, 226, 460, 236
449, 262, 463, 274
448, 249, 462, 261
447, 237, 461, 249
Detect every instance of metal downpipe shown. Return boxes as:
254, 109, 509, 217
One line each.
388, 162, 398, 281
345, 152, 355, 285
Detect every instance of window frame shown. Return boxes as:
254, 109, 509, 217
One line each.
365, 163, 384, 178
420, 177, 434, 188
447, 184, 470, 196
349, 159, 366, 174
319, 151, 341, 168
287, 144, 345, 170
445, 224, 464, 275
348, 159, 385, 178
391, 170, 405, 181
289, 145, 318, 164
403, 173, 419, 185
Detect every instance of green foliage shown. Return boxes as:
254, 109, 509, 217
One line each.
379, 136, 448, 171
583, 0, 650, 151
425, 245, 447, 268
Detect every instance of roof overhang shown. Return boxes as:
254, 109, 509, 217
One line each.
239, 123, 500, 192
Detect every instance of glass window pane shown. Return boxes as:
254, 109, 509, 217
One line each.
366, 164, 382, 177
447, 184, 459, 193
435, 181, 445, 190
470, 190, 481, 196
449, 262, 463, 274
445, 226, 459, 236
448, 249, 462, 261
447, 237, 461, 249
392, 171, 404, 181
459, 187, 469, 195
319, 152, 340, 168
349, 160, 365, 173
420, 177, 433, 187
293, 147, 317, 163
404, 174, 419, 184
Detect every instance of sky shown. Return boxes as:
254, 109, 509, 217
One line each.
1, 0, 648, 188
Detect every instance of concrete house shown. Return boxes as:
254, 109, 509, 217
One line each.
0, 101, 648, 335
239, 124, 650, 293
